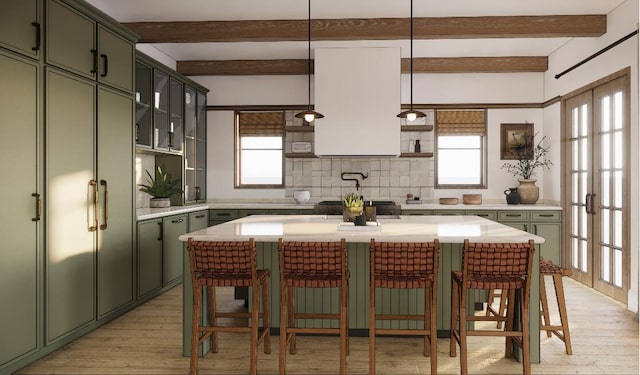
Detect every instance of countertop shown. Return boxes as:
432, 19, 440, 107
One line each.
178, 214, 545, 244
136, 201, 561, 221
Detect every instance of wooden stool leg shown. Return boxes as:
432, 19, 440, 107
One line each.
207, 287, 218, 353
553, 274, 573, 355
540, 274, 552, 338
288, 286, 296, 354
459, 284, 468, 375
520, 287, 531, 375
261, 279, 271, 354
345, 280, 350, 356
449, 278, 459, 357
424, 286, 430, 357
497, 290, 507, 329
340, 282, 347, 375
429, 286, 438, 375
279, 283, 287, 375
190, 286, 202, 375
504, 289, 516, 358
250, 285, 259, 375
486, 289, 496, 316
369, 278, 376, 375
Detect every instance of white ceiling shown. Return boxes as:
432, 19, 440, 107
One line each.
86, 0, 627, 62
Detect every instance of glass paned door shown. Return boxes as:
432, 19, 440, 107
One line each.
563, 72, 628, 303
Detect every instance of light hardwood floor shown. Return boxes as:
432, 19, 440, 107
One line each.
17, 278, 638, 375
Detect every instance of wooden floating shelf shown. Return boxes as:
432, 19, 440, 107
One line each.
285, 126, 314, 132
285, 152, 317, 158
399, 152, 434, 158
400, 125, 433, 132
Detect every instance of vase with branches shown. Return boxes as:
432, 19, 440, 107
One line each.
501, 133, 553, 204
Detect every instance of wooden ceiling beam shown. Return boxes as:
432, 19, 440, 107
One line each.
177, 56, 548, 76
126, 15, 605, 43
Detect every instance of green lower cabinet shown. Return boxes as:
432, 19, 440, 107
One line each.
188, 210, 209, 232
137, 219, 163, 298
531, 211, 562, 265
208, 209, 238, 226
163, 214, 187, 286
402, 209, 433, 215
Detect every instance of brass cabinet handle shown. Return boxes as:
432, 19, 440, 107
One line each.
31, 193, 41, 221
100, 180, 108, 230
89, 180, 98, 231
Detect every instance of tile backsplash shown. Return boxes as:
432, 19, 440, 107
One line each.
284, 110, 435, 202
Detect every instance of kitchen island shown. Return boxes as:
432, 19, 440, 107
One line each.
178, 214, 545, 362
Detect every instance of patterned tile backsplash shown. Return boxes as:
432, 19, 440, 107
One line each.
284, 110, 435, 202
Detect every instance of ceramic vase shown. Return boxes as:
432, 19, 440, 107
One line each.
517, 179, 539, 204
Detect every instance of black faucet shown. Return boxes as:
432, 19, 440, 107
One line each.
341, 172, 369, 191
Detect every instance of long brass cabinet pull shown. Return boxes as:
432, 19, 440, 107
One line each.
31, 193, 41, 221
89, 180, 98, 232
100, 179, 108, 230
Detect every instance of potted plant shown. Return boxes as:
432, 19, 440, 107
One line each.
139, 165, 182, 208
342, 192, 364, 222
501, 133, 553, 204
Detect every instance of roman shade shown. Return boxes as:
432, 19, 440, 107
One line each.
237, 111, 284, 137
436, 110, 486, 136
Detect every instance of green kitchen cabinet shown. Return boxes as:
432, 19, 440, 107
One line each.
0, 51, 40, 368
464, 210, 497, 221
498, 210, 530, 232
135, 60, 153, 148
163, 214, 188, 286
46, 0, 134, 92
45, 67, 134, 343
189, 210, 209, 232
169, 77, 184, 153
531, 211, 562, 265
184, 85, 208, 203
0, 0, 42, 60
137, 219, 163, 298
208, 209, 239, 226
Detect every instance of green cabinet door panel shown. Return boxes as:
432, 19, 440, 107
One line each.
45, 68, 96, 343
97, 25, 134, 93
0, 52, 39, 366
0, 0, 41, 59
163, 214, 187, 286
46, 0, 95, 79
137, 219, 163, 297
188, 211, 209, 232
96, 87, 134, 318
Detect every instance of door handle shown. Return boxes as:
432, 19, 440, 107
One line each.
585, 194, 591, 214
590, 193, 596, 215
157, 221, 163, 241
89, 180, 98, 231
171, 218, 184, 223
100, 54, 108, 77
100, 179, 108, 230
31, 193, 41, 221
31, 22, 41, 51
90, 49, 98, 74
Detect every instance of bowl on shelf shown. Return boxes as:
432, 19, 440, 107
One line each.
293, 190, 310, 204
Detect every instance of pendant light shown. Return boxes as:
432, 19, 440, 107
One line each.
397, 0, 426, 122
295, 0, 324, 123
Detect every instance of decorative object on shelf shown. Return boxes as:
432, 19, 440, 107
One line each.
504, 188, 521, 205
295, 0, 324, 123
138, 165, 182, 208
414, 139, 421, 153
342, 192, 364, 223
462, 194, 482, 205
293, 190, 311, 204
439, 197, 459, 205
291, 142, 312, 153
501, 132, 553, 204
396, 0, 426, 122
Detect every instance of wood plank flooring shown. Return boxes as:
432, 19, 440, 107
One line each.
17, 278, 638, 374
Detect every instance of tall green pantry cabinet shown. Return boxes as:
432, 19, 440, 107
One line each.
0, 1, 139, 374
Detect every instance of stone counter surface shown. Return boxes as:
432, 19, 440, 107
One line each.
136, 201, 561, 221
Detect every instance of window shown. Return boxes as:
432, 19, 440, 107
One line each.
235, 111, 284, 187
435, 109, 487, 188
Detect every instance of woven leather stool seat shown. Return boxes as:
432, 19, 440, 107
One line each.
539, 257, 573, 355
187, 239, 271, 375
278, 239, 349, 375
450, 240, 535, 375
369, 240, 440, 375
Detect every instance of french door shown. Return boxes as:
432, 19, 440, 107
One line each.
562, 70, 629, 303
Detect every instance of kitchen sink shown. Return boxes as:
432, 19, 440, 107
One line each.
314, 200, 401, 215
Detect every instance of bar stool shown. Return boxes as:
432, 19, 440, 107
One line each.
187, 238, 271, 375
485, 288, 508, 329
369, 239, 440, 375
539, 257, 573, 355
277, 239, 349, 375
450, 240, 535, 375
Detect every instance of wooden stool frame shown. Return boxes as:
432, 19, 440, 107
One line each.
369, 239, 440, 375
187, 238, 271, 375
539, 257, 573, 355
277, 238, 349, 375
450, 239, 535, 375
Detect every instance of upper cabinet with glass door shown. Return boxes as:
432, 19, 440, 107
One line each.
184, 86, 207, 203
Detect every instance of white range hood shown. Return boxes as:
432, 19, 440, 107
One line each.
314, 47, 401, 156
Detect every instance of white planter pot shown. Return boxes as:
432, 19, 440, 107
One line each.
150, 197, 171, 208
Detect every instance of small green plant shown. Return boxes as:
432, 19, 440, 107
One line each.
138, 166, 182, 198
342, 192, 364, 208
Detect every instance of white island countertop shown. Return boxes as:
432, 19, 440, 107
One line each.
178, 214, 545, 244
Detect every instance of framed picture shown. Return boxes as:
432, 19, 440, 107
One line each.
500, 123, 533, 160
